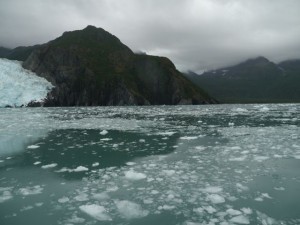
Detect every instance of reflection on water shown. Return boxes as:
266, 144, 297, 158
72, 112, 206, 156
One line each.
0, 104, 300, 225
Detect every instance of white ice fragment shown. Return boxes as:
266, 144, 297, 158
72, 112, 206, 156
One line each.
73, 166, 89, 172
241, 208, 253, 215
19, 186, 43, 196
226, 208, 242, 216
203, 206, 217, 214
33, 161, 41, 165
124, 170, 147, 180
79, 204, 112, 221
126, 162, 136, 166
261, 193, 272, 199
207, 194, 225, 204
115, 200, 148, 219
100, 138, 112, 141
203, 186, 223, 193
93, 192, 109, 200
139, 139, 146, 143
0, 190, 13, 203
236, 183, 249, 192
229, 156, 246, 162
293, 155, 300, 159
162, 205, 175, 210
92, 162, 99, 167
158, 131, 176, 136
254, 156, 269, 162
58, 197, 69, 203
162, 170, 176, 176
180, 136, 198, 140
27, 145, 40, 149
41, 163, 57, 169
230, 215, 250, 224
100, 130, 108, 135
274, 187, 285, 191
75, 193, 89, 202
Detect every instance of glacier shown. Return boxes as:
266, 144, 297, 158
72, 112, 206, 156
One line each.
0, 58, 53, 107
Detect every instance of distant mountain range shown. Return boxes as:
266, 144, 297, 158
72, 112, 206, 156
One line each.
0, 26, 216, 106
185, 57, 300, 103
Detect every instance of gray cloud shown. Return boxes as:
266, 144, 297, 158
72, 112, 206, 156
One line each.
1, 0, 300, 72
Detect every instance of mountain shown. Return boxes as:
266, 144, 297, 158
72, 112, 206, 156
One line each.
0, 46, 39, 61
185, 57, 300, 103
20, 25, 215, 106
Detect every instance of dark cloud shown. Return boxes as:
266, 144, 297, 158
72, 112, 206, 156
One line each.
1, 0, 300, 72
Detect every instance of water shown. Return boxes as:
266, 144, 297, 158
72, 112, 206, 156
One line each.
0, 104, 299, 225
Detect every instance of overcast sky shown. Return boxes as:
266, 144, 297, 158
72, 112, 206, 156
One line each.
1, 0, 300, 72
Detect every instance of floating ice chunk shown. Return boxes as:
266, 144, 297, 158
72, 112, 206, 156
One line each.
79, 204, 112, 221
158, 131, 176, 136
92, 162, 99, 167
203, 206, 217, 214
230, 215, 250, 224
254, 156, 269, 162
236, 183, 249, 192
93, 192, 109, 200
255, 197, 263, 202
274, 187, 285, 191
208, 194, 225, 204
195, 146, 206, 151
55, 167, 72, 173
229, 156, 247, 162
184, 222, 202, 225
161, 205, 175, 210
180, 136, 198, 140
259, 106, 269, 112
27, 145, 40, 149
229, 122, 235, 126
203, 186, 223, 193
139, 139, 145, 143
100, 130, 108, 135
19, 185, 43, 196
226, 208, 242, 216
126, 162, 136, 166
162, 170, 176, 176
256, 211, 276, 225
41, 163, 57, 169
100, 138, 112, 141
115, 200, 148, 219
0, 190, 13, 203
193, 207, 204, 214
124, 170, 147, 180
234, 108, 248, 112
261, 193, 272, 199
241, 208, 253, 215
33, 161, 41, 165
67, 214, 85, 224
143, 198, 153, 204
75, 193, 89, 202
293, 155, 300, 159
73, 166, 89, 172
58, 197, 69, 203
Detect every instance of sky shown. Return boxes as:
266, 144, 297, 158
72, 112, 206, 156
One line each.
0, 0, 300, 72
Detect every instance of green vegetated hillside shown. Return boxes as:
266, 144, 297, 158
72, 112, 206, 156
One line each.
7, 25, 216, 106
0, 46, 40, 61
185, 57, 300, 103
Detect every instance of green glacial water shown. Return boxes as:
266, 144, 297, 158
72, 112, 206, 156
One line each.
0, 104, 299, 225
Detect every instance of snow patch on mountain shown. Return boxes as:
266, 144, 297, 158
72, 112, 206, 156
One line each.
0, 58, 53, 107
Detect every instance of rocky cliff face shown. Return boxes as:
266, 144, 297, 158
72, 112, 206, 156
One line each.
23, 25, 216, 106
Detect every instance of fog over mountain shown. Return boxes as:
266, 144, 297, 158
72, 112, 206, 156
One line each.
1, 0, 300, 72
